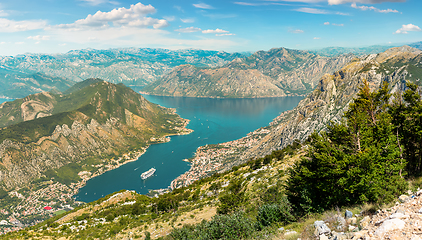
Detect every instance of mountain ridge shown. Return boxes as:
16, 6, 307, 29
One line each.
142, 47, 354, 98
0, 78, 191, 189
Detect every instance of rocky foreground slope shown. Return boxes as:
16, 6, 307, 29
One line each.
308, 189, 422, 240
171, 45, 422, 188
142, 47, 353, 98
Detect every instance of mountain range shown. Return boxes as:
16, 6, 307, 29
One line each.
0, 48, 243, 94
142, 47, 354, 98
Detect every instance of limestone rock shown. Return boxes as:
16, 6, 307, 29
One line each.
374, 219, 405, 237
345, 210, 353, 219
347, 217, 357, 225
314, 220, 331, 236
359, 216, 371, 229
319, 234, 329, 240
399, 194, 410, 203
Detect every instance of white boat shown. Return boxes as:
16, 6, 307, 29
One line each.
141, 168, 156, 180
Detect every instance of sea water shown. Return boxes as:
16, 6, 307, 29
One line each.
74, 95, 303, 202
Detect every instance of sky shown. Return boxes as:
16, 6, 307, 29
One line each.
0, 0, 420, 56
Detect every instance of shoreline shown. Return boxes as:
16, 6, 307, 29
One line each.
74, 120, 194, 201
140, 91, 306, 99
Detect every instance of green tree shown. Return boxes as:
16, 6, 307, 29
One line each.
390, 82, 422, 176
287, 81, 407, 215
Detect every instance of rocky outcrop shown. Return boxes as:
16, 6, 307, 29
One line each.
143, 47, 353, 98
309, 190, 422, 240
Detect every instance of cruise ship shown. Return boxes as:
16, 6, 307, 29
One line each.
141, 168, 156, 180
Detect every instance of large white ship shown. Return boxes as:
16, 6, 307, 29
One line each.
140, 168, 156, 180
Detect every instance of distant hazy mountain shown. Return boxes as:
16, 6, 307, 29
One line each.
0, 48, 243, 91
143, 47, 353, 98
409, 41, 422, 50
312, 45, 402, 57
0, 68, 75, 98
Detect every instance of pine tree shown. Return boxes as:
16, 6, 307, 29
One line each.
287, 81, 407, 215
391, 82, 422, 176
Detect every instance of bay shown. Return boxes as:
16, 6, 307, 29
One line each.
74, 95, 303, 203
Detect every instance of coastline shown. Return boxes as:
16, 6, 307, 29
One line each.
0, 118, 194, 234
74, 119, 194, 200
140, 91, 305, 99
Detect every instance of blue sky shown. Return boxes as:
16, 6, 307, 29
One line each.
0, 0, 420, 56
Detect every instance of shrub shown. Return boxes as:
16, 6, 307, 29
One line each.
170, 212, 255, 240
257, 196, 295, 228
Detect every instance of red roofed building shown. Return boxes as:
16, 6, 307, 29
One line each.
43, 206, 52, 211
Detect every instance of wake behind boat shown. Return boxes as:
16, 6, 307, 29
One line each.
141, 168, 156, 180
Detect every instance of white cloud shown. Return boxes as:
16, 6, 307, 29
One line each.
202, 28, 228, 34
394, 24, 421, 34
0, 18, 47, 32
216, 33, 235, 36
15, 42, 24, 45
181, 18, 195, 23
27, 35, 50, 41
295, 7, 329, 14
351, 3, 398, 13
0, 10, 8, 17
233, 2, 293, 6
289, 29, 304, 33
47, 27, 238, 52
175, 26, 202, 33
79, 0, 120, 6
324, 22, 344, 26
174, 5, 184, 12
51, 3, 168, 30
202, 13, 237, 19
164, 16, 175, 21
314, 37, 320, 39
193, 3, 214, 9
268, 0, 324, 2
329, 0, 405, 5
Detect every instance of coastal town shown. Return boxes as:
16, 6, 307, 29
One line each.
170, 127, 271, 189
0, 148, 148, 234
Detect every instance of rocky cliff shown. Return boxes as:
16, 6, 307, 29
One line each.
142, 47, 353, 98
237, 45, 422, 162
0, 79, 190, 189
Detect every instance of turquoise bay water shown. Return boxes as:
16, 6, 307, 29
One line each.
74, 95, 303, 203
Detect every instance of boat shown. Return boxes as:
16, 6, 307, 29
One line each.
141, 168, 156, 180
